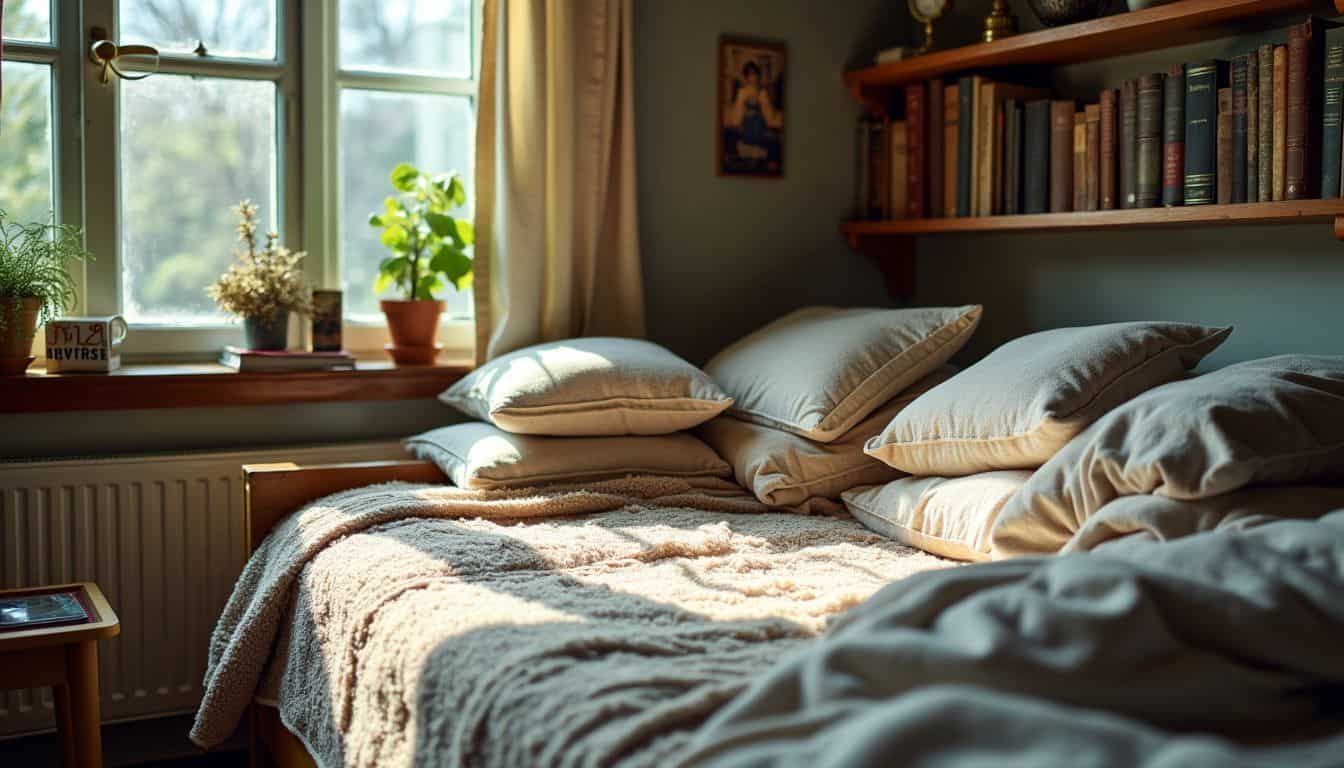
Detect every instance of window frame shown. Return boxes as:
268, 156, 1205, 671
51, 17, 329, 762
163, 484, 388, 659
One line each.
3, 1, 478, 363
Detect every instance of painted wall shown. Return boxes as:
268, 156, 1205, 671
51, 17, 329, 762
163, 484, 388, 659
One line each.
634, 0, 905, 365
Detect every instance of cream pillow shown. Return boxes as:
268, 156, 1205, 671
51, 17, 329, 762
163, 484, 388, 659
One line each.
705, 305, 982, 442
440, 337, 732, 436
403, 422, 732, 490
697, 367, 955, 514
842, 471, 1033, 562
866, 321, 1231, 475
991, 354, 1344, 558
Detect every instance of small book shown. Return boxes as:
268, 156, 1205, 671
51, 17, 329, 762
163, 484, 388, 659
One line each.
1246, 52, 1260, 203
957, 76, 982, 217
944, 84, 959, 217
928, 79, 946, 218
1050, 100, 1076, 213
1085, 104, 1101, 211
1232, 55, 1250, 203
0, 591, 89, 631
1120, 79, 1139, 208
1136, 72, 1165, 208
1162, 66, 1185, 206
869, 119, 889, 219
1321, 27, 1344, 197
889, 121, 909, 218
1024, 99, 1052, 214
906, 83, 927, 219
1273, 45, 1288, 200
1218, 87, 1234, 204
220, 346, 357, 372
1073, 111, 1088, 212
1184, 60, 1229, 206
1258, 45, 1275, 201
1100, 89, 1118, 210
855, 118, 873, 219
1003, 100, 1024, 216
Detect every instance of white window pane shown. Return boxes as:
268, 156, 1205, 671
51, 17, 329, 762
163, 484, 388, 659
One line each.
120, 76, 278, 324
339, 0, 472, 77
119, 0, 276, 59
339, 89, 473, 320
2, 0, 51, 43
0, 61, 53, 225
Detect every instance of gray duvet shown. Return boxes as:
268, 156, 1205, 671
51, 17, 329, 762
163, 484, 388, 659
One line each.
684, 507, 1344, 767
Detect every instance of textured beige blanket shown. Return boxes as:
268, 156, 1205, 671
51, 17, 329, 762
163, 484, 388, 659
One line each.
189, 476, 950, 767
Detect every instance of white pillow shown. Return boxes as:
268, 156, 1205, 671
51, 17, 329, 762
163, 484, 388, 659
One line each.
705, 305, 982, 442
991, 355, 1344, 558
439, 337, 732, 436
843, 471, 1033, 562
696, 367, 955, 514
404, 422, 733, 490
866, 321, 1231, 475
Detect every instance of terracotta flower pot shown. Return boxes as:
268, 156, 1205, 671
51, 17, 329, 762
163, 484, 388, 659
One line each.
0, 297, 41, 375
380, 299, 444, 366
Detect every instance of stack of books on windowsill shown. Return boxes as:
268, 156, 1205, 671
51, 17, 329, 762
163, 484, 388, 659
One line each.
219, 346, 356, 372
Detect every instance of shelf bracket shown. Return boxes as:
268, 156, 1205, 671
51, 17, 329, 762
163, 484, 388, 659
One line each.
848, 83, 890, 119
846, 234, 916, 298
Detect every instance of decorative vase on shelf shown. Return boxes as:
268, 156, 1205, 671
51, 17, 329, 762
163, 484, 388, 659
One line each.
1026, 0, 1112, 27
243, 309, 289, 351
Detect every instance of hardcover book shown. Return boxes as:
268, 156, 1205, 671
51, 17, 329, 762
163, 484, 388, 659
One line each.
906, 84, 927, 218
1286, 18, 1338, 200
1073, 111, 1087, 212
220, 346, 357, 372
957, 76, 982, 217
868, 119, 888, 219
927, 79, 945, 217
855, 119, 872, 219
890, 121, 909, 219
1247, 52, 1259, 204
1136, 72, 1164, 208
1321, 27, 1344, 197
1004, 100, 1024, 216
1024, 99, 1052, 214
1120, 79, 1139, 208
1050, 100, 1076, 213
1273, 45, 1287, 201
1085, 104, 1101, 211
944, 84, 959, 216
1217, 87, 1234, 204
1184, 60, 1228, 206
977, 81, 1050, 216
1162, 66, 1184, 206
1258, 45, 1274, 201
1232, 55, 1249, 203
1100, 89, 1117, 210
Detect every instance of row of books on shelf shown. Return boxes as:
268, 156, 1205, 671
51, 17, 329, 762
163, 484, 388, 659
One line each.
856, 17, 1344, 221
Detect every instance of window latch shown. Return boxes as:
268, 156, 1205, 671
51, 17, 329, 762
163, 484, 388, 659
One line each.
88, 27, 160, 85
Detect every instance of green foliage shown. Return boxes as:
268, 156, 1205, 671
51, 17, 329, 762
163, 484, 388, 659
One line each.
369, 163, 473, 301
0, 210, 92, 331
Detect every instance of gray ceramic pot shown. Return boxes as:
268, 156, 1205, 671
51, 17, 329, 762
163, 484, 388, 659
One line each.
243, 310, 289, 350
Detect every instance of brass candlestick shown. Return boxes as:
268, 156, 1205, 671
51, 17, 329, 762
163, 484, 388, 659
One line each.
983, 0, 1018, 41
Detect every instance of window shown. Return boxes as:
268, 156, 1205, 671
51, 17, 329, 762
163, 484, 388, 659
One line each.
0, 1, 479, 360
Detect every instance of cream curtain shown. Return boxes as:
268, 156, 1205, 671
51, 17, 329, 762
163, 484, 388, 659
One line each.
472, 0, 645, 364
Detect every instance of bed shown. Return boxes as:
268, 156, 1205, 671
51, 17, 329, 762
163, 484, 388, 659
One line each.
203, 460, 954, 768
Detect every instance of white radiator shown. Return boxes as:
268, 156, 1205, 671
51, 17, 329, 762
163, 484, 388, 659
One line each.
0, 441, 409, 737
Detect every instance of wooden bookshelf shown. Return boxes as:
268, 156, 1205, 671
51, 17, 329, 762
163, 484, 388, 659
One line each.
842, 199, 1344, 245
845, 0, 1338, 113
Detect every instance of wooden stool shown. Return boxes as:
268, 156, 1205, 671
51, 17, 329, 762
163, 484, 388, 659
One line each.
0, 583, 120, 768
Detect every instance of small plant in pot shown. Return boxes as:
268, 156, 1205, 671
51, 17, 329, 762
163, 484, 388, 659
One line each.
369, 163, 473, 366
0, 210, 92, 375
208, 201, 311, 350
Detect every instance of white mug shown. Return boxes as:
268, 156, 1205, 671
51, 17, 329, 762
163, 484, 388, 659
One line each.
44, 315, 129, 373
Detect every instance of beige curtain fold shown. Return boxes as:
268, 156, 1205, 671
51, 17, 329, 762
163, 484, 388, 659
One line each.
473, 0, 645, 365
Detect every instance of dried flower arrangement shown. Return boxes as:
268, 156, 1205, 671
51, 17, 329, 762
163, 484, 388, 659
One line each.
207, 201, 311, 322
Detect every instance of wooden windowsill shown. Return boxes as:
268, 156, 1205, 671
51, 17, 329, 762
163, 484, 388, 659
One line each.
5, 359, 473, 414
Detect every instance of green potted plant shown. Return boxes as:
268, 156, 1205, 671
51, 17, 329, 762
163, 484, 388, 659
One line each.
369, 163, 473, 366
208, 200, 311, 350
0, 211, 91, 375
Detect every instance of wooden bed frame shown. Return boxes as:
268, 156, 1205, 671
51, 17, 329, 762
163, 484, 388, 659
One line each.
240, 460, 448, 768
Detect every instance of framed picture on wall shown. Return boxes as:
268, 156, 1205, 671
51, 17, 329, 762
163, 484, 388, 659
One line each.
717, 36, 786, 178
